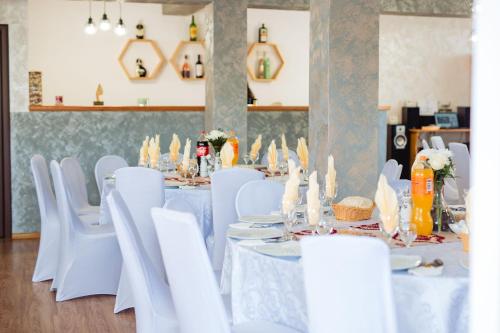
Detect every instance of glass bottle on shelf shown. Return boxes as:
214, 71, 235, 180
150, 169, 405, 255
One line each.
227, 130, 239, 166
257, 52, 265, 79
263, 53, 271, 79
258, 23, 268, 43
182, 55, 191, 79
195, 54, 204, 79
190, 15, 197, 41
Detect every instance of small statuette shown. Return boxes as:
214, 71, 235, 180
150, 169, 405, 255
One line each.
136, 23, 145, 39
136, 58, 147, 78
93, 83, 104, 106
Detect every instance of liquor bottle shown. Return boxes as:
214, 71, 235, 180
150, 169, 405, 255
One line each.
258, 23, 268, 43
189, 15, 197, 41
247, 83, 257, 105
195, 54, 204, 79
182, 55, 191, 79
263, 53, 271, 79
257, 53, 265, 79
226, 130, 239, 166
196, 131, 209, 174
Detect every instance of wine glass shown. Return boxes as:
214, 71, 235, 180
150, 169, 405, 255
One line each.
315, 214, 334, 235
243, 154, 250, 166
379, 215, 399, 246
278, 160, 288, 178
250, 152, 259, 167
188, 160, 199, 185
281, 205, 297, 241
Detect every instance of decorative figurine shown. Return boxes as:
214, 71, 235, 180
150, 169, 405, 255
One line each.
136, 58, 147, 78
93, 83, 104, 106
136, 23, 145, 39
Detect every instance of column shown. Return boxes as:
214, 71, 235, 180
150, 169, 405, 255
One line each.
309, 0, 379, 197
205, 0, 248, 157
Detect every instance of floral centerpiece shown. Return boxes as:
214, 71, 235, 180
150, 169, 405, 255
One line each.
205, 129, 228, 155
414, 148, 455, 232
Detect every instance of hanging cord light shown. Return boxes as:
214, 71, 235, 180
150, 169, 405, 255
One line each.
114, 0, 127, 36
84, 0, 97, 35
99, 0, 111, 31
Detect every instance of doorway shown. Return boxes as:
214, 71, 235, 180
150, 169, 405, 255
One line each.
0, 24, 11, 239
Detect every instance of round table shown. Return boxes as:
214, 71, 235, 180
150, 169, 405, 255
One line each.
221, 236, 469, 333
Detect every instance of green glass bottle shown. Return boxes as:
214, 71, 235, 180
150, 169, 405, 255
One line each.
190, 16, 197, 41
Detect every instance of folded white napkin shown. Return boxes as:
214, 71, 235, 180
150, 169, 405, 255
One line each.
307, 171, 321, 225
181, 138, 191, 172
148, 135, 161, 169
374, 175, 399, 234
138, 136, 149, 166
281, 134, 289, 162
220, 142, 234, 168
267, 140, 278, 172
282, 160, 301, 214
325, 155, 336, 199
169, 133, 181, 163
297, 137, 309, 170
250, 135, 262, 161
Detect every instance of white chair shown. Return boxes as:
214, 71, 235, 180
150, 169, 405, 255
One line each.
60, 157, 100, 216
431, 135, 446, 150
449, 143, 471, 201
395, 164, 403, 180
235, 180, 284, 217
381, 159, 400, 182
49, 160, 121, 301
301, 235, 397, 333
262, 149, 300, 165
107, 190, 178, 332
211, 168, 264, 270
94, 155, 128, 195
114, 167, 166, 313
421, 139, 430, 150
152, 208, 300, 333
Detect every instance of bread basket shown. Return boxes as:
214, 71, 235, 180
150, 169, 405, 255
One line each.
332, 203, 375, 221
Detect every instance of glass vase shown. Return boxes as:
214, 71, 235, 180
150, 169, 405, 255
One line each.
431, 180, 455, 233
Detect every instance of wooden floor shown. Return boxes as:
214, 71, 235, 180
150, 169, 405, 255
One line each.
0, 239, 135, 332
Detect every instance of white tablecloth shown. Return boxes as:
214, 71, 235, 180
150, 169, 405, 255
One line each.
221, 238, 469, 333
100, 181, 214, 249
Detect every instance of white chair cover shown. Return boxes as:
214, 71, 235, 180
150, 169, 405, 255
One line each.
31, 155, 59, 282
114, 167, 166, 313
431, 136, 446, 150
94, 155, 128, 195
49, 160, 121, 301
235, 180, 285, 217
261, 149, 300, 165
152, 208, 299, 333
60, 157, 100, 216
381, 159, 400, 182
107, 190, 177, 332
395, 164, 403, 180
301, 235, 397, 333
211, 168, 264, 270
449, 142, 471, 201
421, 139, 430, 150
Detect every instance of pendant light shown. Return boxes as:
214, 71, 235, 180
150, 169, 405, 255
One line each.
99, 0, 111, 31
84, 0, 97, 35
114, 1, 127, 36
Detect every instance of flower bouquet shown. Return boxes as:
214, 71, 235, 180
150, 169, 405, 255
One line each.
205, 129, 228, 155
414, 148, 455, 232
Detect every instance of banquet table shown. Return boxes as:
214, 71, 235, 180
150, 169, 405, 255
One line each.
221, 228, 469, 333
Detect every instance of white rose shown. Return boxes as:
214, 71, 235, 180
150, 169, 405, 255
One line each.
428, 153, 447, 170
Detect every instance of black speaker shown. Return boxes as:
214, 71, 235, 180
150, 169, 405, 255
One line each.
457, 106, 470, 128
402, 107, 420, 129
386, 124, 410, 179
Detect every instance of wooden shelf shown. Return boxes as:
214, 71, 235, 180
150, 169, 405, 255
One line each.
246, 42, 285, 82
248, 105, 308, 112
29, 105, 204, 112
170, 40, 206, 81
410, 128, 470, 133
118, 39, 167, 81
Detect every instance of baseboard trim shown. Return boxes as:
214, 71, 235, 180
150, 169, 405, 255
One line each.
12, 232, 40, 240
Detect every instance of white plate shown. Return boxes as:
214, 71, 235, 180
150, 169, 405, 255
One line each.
390, 255, 422, 271
239, 215, 283, 224
408, 265, 444, 277
227, 227, 283, 240
253, 241, 301, 258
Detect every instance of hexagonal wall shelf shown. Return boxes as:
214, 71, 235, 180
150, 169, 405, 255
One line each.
170, 40, 206, 81
246, 42, 285, 82
118, 39, 166, 81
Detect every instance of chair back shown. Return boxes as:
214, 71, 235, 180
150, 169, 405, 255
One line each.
107, 191, 175, 331
262, 149, 300, 165
164, 197, 196, 215
31, 155, 59, 226
95, 155, 128, 195
449, 142, 470, 200
381, 159, 399, 181
152, 208, 231, 333
115, 167, 165, 277
431, 136, 446, 150
235, 180, 284, 217
60, 157, 90, 212
421, 139, 430, 150
301, 235, 397, 333
211, 168, 264, 269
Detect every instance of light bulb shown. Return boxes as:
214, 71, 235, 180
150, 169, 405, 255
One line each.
114, 18, 127, 36
84, 17, 97, 35
99, 13, 111, 31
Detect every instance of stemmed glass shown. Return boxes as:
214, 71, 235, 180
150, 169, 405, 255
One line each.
188, 160, 199, 185
250, 152, 260, 167
281, 205, 297, 241
379, 215, 399, 246
315, 213, 334, 235
278, 160, 288, 178
243, 154, 251, 166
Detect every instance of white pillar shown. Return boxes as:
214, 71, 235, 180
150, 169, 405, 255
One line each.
470, 0, 500, 331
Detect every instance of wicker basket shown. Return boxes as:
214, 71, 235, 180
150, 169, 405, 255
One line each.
332, 203, 375, 221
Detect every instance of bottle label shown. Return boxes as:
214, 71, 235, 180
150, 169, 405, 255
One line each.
411, 175, 433, 195
190, 27, 197, 40
196, 145, 209, 157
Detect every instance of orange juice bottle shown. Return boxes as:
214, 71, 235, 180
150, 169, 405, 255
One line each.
227, 130, 239, 166
411, 157, 434, 236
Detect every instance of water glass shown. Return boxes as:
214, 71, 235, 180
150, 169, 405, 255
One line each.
243, 154, 250, 165
281, 207, 297, 241
250, 152, 260, 166
188, 160, 199, 185
278, 160, 288, 177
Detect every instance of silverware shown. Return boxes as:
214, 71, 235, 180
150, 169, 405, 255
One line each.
420, 259, 444, 268
249, 223, 273, 229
